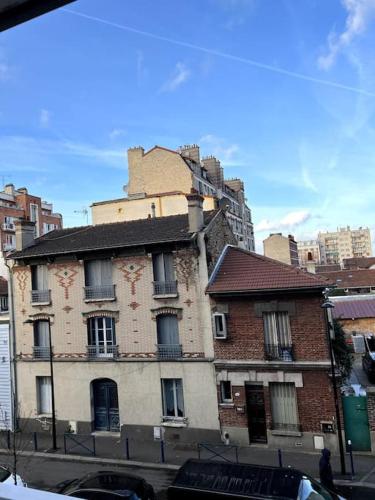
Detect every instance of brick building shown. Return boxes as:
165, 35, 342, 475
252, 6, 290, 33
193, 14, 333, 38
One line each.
0, 184, 62, 276
207, 246, 339, 451
8, 193, 236, 444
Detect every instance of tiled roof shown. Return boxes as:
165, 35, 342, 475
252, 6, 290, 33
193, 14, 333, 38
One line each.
333, 298, 375, 319
207, 246, 330, 293
343, 257, 375, 270
319, 269, 375, 288
315, 264, 341, 273
10, 211, 217, 260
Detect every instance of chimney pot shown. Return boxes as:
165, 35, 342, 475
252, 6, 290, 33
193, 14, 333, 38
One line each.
186, 190, 204, 233
14, 219, 36, 251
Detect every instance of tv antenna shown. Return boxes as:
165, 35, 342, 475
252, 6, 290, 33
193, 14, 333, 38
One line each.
74, 207, 89, 225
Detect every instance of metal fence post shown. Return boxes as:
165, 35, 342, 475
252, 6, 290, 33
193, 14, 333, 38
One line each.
33, 432, 38, 451
278, 449, 283, 468
63, 434, 67, 454
160, 439, 165, 463
348, 440, 355, 478
125, 438, 130, 460
6, 430, 10, 449
92, 435, 96, 457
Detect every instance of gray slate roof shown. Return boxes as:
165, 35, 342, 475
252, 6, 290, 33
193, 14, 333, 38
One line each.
10, 211, 217, 259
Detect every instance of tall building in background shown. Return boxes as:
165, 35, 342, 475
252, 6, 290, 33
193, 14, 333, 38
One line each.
91, 144, 255, 251
263, 233, 298, 266
318, 226, 372, 265
297, 239, 323, 266
0, 184, 62, 276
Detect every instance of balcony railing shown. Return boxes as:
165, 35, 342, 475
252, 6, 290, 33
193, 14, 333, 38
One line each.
87, 344, 119, 359
2, 222, 15, 231
153, 281, 178, 296
264, 343, 294, 362
0, 296, 8, 312
156, 344, 182, 360
84, 284, 115, 301
31, 289, 51, 304
32, 346, 51, 359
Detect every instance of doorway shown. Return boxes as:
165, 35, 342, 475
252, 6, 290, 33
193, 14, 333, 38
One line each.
92, 379, 120, 432
245, 384, 267, 444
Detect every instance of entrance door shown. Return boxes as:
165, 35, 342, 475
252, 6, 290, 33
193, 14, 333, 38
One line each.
93, 379, 120, 432
342, 395, 371, 451
246, 384, 267, 444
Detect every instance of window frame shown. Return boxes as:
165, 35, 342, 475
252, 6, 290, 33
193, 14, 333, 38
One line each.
36, 376, 52, 415
213, 312, 227, 339
161, 378, 184, 419
220, 380, 233, 404
87, 316, 116, 348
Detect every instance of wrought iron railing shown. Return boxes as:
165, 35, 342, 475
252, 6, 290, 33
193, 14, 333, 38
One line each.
86, 344, 119, 359
153, 281, 178, 295
84, 285, 115, 300
156, 344, 182, 359
33, 346, 51, 359
0, 296, 8, 311
31, 289, 51, 304
264, 343, 294, 361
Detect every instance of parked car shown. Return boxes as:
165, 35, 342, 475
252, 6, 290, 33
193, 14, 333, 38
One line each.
362, 335, 375, 383
167, 459, 346, 500
0, 466, 26, 487
56, 471, 155, 500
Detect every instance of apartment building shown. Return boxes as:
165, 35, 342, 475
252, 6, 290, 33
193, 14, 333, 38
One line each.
91, 144, 255, 251
9, 194, 236, 444
297, 240, 323, 266
263, 233, 299, 266
318, 227, 372, 265
0, 277, 11, 430
0, 184, 62, 276
207, 246, 337, 451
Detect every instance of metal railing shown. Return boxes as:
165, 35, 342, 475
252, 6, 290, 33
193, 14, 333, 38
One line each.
86, 344, 119, 359
156, 344, 182, 359
84, 284, 115, 300
0, 296, 8, 311
153, 281, 178, 295
31, 289, 51, 304
264, 343, 294, 361
2, 222, 14, 231
33, 346, 51, 359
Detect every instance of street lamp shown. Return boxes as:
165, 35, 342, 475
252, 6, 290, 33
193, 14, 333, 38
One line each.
24, 317, 57, 451
321, 300, 346, 475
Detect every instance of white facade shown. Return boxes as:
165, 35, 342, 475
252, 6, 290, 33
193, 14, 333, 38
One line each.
0, 319, 12, 430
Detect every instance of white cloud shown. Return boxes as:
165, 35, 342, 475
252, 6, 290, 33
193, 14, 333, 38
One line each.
200, 134, 242, 166
301, 165, 318, 192
255, 210, 312, 232
318, 0, 375, 70
39, 109, 50, 127
109, 128, 127, 140
160, 62, 190, 92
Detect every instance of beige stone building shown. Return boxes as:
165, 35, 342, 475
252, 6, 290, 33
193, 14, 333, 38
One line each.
263, 233, 298, 266
9, 195, 236, 444
91, 144, 255, 251
318, 226, 372, 265
297, 240, 322, 266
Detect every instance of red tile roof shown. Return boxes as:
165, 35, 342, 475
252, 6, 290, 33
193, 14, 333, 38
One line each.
343, 257, 375, 270
333, 298, 375, 320
319, 269, 375, 288
207, 246, 330, 293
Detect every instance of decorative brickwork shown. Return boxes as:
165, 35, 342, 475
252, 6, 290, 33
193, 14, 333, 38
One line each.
150, 307, 183, 320
117, 258, 146, 295
14, 267, 28, 302
52, 263, 79, 300
184, 299, 193, 307
62, 305, 73, 314
129, 301, 140, 310
82, 310, 119, 323
175, 249, 197, 291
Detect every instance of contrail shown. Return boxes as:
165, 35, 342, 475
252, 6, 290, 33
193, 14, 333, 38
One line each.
62, 8, 375, 98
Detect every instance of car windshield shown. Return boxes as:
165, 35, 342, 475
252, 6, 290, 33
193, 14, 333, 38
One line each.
0, 467, 11, 482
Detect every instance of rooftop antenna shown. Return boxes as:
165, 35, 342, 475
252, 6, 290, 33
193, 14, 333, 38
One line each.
74, 207, 89, 225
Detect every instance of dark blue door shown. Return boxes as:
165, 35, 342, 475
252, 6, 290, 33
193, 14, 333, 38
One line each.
93, 379, 119, 432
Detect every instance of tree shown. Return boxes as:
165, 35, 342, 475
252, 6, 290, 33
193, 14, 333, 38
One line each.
332, 319, 353, 384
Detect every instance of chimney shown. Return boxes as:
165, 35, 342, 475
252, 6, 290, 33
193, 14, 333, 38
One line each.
202, 156, 223, 189
127, 146, 145, 196
4, 184, 15, 196
179, 144, 200, 164
15, 219, 36, 251
186, 190, 204, 233
306, 261, 316, 274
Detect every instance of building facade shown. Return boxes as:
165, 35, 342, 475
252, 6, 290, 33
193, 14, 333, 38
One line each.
9, 195, 236, 444
207, 246, 338, 451
263, 233, 299, 266
0, 278, 11, 430
0, 184, 62, 277
318, 227, 372, 265
297, 240, 323, 266
91, 145, 255, 251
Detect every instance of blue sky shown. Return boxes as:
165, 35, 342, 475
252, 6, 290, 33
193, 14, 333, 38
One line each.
1, 0, 375, 253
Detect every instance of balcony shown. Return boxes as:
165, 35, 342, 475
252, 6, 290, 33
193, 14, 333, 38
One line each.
32, 346, 51, 359
31, 289, 51, 304
156, 344, 182, 360
2, 222, 14, 231
264, 343, 294, 362
153, 281, 178, 297
84, 284, 115, 301
87, 345, 119, 359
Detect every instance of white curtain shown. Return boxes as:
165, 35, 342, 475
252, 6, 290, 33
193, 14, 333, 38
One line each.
36, 265, 48, 290
153, 253, 174, 281
35, 321, 49, 347
86, 260, 112, 286
263, 312, 291, 346
270, 383, 298, 429
37, 377, 52, 414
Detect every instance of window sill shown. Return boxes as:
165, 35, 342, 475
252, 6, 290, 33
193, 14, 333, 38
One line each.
271, 430, 302, 437
84, 298, 116, 303
219, 403, 234, 408
153, 293, 178, 299
161, 420, 187, 428
31, 302, 51, 306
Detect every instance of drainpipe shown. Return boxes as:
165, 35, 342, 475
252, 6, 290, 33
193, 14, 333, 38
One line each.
5, 258, 18, 432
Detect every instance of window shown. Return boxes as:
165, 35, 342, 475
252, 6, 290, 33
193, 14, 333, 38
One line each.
270, 383, 299, 432
33, 320, 50, 359
152, 253, 177, 295
36, 376, 52, 414
161, 379, 184, 418
30, 203, 39, 236
31, 265, 50, 303
263, 312, 293, 361
84, 259, 114, 300
87, 317, 117, 357
156, 314, 181, 358
220, 381, 232, 403
213, 313, 227, 339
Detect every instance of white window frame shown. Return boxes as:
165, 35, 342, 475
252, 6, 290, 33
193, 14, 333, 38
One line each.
220, 381, 233, 403
36, 376, 52, 415
213, 312, 227, 339
161, 378, 184, 419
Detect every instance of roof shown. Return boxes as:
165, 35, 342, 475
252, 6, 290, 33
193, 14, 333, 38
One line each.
10, 211, 217, 260
343, 257, 375, 269
207, 245, 330, 294
315, 264, 341, 273
319, 269, 375, 288
332, 297, 375, 320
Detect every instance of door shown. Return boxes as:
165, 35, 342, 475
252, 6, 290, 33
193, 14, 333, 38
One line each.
245, 384, 267, 444
93, 379, 120, 432
342, 395, 371, 451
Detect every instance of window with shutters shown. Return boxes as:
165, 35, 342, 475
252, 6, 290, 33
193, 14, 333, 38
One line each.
84, 259, 115, 301
161, 379, 185, 420
156, 314, 181, 359
33, 320, 50, 359
31, 265, 50, 304
36, 376, 52, 415
270, 382, 300, 433
152, 253, 177, 296
263, 311, 293, 361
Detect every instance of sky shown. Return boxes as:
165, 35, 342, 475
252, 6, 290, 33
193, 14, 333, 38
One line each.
1, 0, 375, 253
